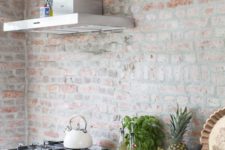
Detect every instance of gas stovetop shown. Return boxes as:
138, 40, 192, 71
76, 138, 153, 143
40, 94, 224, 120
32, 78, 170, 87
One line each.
9, 141, 89, 150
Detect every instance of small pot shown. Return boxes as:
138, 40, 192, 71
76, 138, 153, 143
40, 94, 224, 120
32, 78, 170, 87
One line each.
64, 115, 93, 149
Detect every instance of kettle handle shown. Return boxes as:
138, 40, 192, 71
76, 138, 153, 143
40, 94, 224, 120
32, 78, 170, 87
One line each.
69, 115, 87, 132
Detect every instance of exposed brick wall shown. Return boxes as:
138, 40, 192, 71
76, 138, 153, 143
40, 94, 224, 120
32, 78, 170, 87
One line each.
0, 0, 26, 149
25, 0, 225, 149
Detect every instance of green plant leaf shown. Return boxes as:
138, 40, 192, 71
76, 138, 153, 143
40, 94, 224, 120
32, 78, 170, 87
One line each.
122, 115, 165, 150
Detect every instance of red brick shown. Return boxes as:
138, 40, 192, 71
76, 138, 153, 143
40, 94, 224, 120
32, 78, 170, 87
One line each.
167, 41, 193, 52
44, 131, 59, 138
28, 68, 40, 76
182, 18, 208, 29
0, 63, 24, 70
10, 33, 26, 40
31, 39, 45, 45
144, 2, 165, 11
31, 10, 39, 17
195, 39, 224, 50
38, 55, 49, 61
61, 85, 78, 93
167, 0, 193, 8
8, 120, 24, 128
204, 7, 214, 15
200, 50, 225, 62
3, 91, 24, 98
29, 127, 38, 133
187, 85, 214, 96
30, 99, 38, 106
0, 107, 17, 113
48, 85, 59, 92
191, 131, 201, 137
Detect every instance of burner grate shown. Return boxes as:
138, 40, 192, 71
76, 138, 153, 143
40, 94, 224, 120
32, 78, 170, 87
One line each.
10, 141, 90, 150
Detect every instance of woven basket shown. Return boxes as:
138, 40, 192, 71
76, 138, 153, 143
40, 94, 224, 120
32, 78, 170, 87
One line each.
200, 107, 225, 150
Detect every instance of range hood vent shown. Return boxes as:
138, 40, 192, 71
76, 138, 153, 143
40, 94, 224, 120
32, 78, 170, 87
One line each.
3, 0, 134, 34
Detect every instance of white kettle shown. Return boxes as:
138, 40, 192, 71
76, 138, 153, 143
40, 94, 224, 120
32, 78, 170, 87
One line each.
64, 115, 93, 149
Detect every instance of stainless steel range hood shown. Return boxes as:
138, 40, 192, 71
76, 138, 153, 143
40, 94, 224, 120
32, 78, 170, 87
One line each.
3, 13, 134, 34
3, 0, 134, 34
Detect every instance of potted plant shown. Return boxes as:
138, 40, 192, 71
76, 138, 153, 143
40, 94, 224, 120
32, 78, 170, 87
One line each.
120, 115, 165, 150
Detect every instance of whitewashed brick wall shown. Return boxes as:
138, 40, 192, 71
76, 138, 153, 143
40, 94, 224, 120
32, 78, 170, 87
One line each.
0, 0, 26, 149
1, 0, 225, 149
26, 0, 225, 149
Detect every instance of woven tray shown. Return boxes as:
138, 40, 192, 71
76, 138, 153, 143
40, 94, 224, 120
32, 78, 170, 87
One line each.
200, 107, 225, 150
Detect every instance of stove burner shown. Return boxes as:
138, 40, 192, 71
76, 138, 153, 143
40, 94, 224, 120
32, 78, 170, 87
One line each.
10, 141, 89, 150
